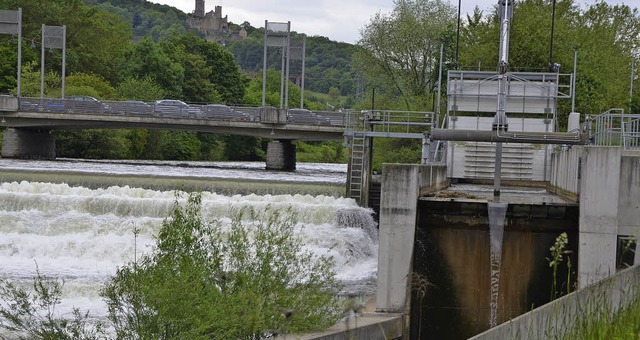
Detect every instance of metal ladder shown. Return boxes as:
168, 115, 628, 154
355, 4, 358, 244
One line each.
348, 132, 366, 204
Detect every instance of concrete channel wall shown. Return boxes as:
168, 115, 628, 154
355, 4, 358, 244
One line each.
548, 146, 582, 201
470, 265, 640, 340
549, 147, 640, 287
376, 164, 449, 314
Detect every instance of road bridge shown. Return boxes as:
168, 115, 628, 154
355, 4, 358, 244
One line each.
0, 96, 345, 170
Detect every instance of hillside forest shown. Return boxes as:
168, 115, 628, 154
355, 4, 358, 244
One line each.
0, 0, 637, 167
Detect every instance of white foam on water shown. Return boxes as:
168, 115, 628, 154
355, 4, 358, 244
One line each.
0, 180, 378, 323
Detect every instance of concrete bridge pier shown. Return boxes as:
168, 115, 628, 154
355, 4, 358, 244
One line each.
1, 128, 56, 159
266, 139, 296, 171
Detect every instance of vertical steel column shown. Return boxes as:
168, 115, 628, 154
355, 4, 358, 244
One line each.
261, 20, 267, 107
284, 21, 291, 110
16, 8, 21, 97
300, 36, 306, 108
61, 25, 66, 98
40, 24, 44, 99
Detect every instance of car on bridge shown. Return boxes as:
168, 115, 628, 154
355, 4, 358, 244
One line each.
66, 96, 108, 113
287, 108, 330, 125
107, 100, 153, 115
154, 99, 201, 116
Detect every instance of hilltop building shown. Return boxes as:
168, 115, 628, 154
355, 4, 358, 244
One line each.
187, 0, 246, 43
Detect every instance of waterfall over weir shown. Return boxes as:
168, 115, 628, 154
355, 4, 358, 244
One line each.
0, 181, 378, 320
487, 202, 507, 328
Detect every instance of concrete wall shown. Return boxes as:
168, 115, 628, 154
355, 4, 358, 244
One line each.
618, 151, 640, 236
0, 95, 18, 112
265, 140, 296, 171
1, 128, 55, 159
376, 164, 448, 314
470, 264, 640, 340
548, 146, 581, 202
578, 146, 621, 288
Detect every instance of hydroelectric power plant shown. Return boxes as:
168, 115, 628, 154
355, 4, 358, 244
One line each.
0, 0, 639, 339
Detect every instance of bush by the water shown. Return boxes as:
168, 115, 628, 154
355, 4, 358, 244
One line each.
0, 193, 343, 339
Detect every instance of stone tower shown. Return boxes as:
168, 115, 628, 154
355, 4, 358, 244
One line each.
195, 0, 205, 18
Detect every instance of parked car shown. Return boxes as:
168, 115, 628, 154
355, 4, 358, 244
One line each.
154, 99, 201, 116
108, 100, 153, 115
66, 96, 107, 113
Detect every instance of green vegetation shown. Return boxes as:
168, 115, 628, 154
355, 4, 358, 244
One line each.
0, 193, 344, 338
0, 0, 637, 164
568, 296, 640, 339
0, 265, 106, 339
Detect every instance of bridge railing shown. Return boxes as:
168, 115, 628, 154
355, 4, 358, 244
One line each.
345, 109, 434, 138
585, 109, 640, 149
18, 97, 350, 127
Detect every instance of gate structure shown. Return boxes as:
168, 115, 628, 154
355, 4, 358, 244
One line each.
442, 70, 573, 183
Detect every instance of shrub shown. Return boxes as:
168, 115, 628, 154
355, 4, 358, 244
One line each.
101, 193, 343, 339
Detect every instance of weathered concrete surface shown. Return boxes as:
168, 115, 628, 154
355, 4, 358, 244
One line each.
1, 128, 55, 159
266, 140, 296, 171
618, 151, 640, 236
277, 313, 404, 340
258, 106, 286, 124
548, 146, 581, 202
470, 265, 640, 340
0, 95, 18, 111
376, 164, 448, 314
578, 147, 620, 288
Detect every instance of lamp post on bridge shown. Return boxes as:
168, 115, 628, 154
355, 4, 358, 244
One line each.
40, 24, 66, 99
0, 8, 22, 97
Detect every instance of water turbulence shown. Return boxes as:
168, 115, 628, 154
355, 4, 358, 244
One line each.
0, 181, 378, 321
487, 202, 507, 328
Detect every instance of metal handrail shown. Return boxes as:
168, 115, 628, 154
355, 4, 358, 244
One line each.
584, 108, 640, 149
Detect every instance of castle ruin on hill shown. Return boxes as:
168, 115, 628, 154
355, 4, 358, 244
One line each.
187, 0, 247, 43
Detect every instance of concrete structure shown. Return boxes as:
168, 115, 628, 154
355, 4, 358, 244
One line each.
470, 264, 640, 339
0, 103, 343, 170
278, 313, 404, 340
0, 95, 18, 111
1, 128, 55, 159
376, 164, 448, 315
549, 146, 640, 287
265, 140, 296, 171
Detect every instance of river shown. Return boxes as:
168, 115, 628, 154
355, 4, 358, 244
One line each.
0, 159, 378, 323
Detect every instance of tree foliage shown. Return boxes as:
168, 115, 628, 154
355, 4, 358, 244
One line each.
355, 0, 457, 110
458, 0, 640, 119
101, 193, 343, 339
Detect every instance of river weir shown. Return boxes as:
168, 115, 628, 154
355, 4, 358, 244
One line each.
0, 160, 378, 323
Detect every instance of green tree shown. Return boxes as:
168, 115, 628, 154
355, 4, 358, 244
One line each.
116, 76, 166, 101
101, 193, 342, 339
355, 0, 457, 110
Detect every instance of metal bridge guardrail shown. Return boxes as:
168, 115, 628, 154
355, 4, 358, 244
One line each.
345, 109, 434, 139
17, 97, 351, 127
585, 108, 640, 149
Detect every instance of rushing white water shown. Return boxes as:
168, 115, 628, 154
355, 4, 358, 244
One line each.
0, 161, 377, 324
487, 202, 507, 328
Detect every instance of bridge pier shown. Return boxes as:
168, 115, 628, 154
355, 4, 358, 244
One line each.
1, 128, 56, 159
266, 140, 296, 171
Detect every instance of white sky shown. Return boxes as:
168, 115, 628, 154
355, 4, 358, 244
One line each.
151, 0, 636, 44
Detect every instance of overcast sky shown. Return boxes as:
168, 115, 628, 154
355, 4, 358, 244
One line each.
151, 0, 636, 44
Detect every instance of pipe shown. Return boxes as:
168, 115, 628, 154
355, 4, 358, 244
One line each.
430, 128, 586, 144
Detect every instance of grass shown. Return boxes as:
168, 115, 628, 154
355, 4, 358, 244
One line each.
566, 286, 640, 339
